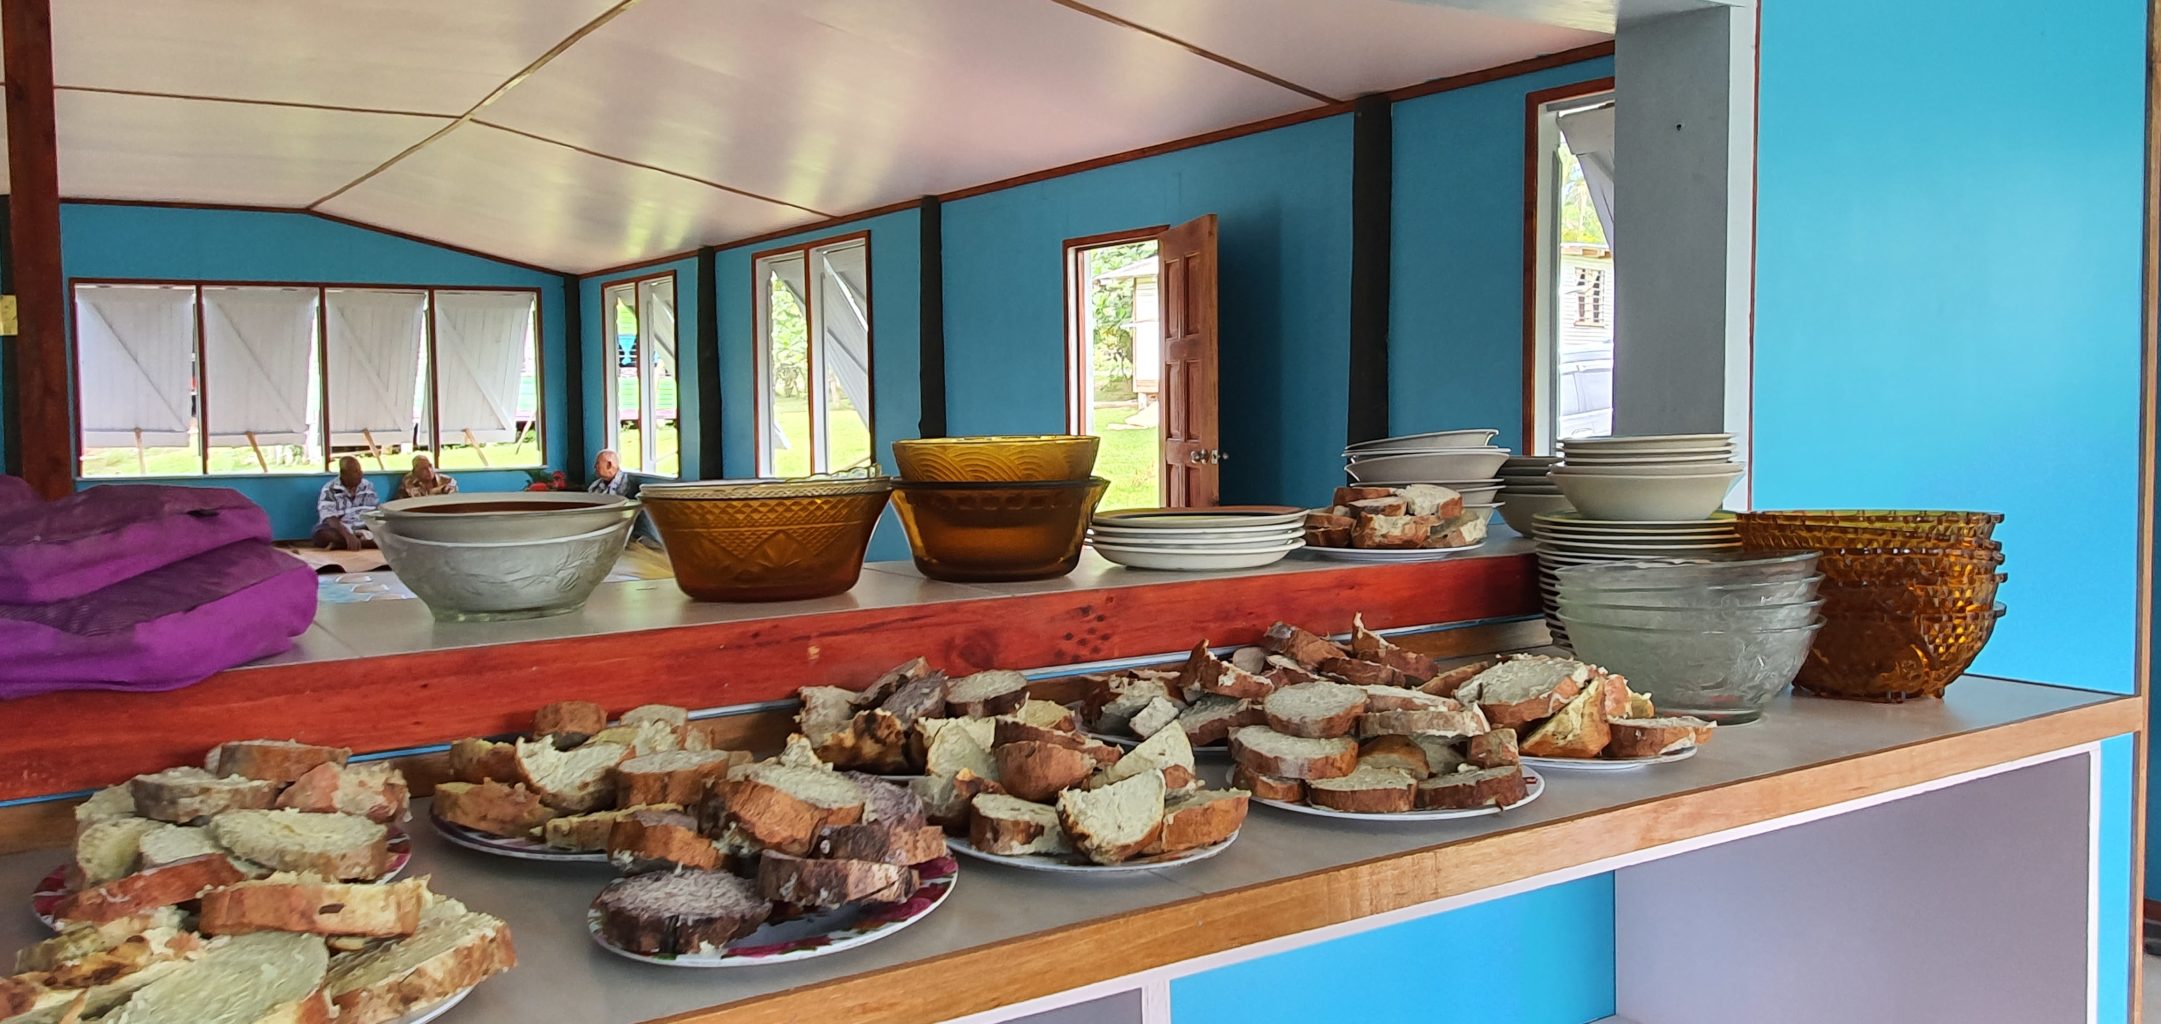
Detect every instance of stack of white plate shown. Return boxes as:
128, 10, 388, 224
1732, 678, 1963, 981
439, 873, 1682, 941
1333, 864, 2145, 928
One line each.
1497, 455, 1569, 536
1088, 507, 1306, 571
1342, 429, 1509, 505
1532, 510, 1742, 648
1551, 434, 1743, 521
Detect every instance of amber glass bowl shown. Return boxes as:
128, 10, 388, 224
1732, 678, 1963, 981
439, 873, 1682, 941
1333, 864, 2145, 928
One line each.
640, 478, 893, 602
1795, 603, 2007, 702
892, 435, 1101, 483
1735, 510, 2002, 549
1817, 573, 2007, 618
1806, 545, 2005, 585
891, 477, 1109, 582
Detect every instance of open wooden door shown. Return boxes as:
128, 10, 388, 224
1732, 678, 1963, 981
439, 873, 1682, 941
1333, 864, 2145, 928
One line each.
1158, 214, 1220, 507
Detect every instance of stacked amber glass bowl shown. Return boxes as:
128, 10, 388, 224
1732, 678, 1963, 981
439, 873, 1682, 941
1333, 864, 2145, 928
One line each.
640, 477, 893, 602
1734, 510, 2006, 702
889, 435, 1109, 582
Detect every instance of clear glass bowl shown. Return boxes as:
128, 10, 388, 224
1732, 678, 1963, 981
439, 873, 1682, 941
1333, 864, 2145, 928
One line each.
891, 435, 1100, 483
640, 477, 893, 602
1557, 574, 1824, 609
1556, 597, 1823, 631
1557, 614, 1822, 724
1552, 551, 1821, 592
1797, 603, 2008, 702
890, 477, 1109, 582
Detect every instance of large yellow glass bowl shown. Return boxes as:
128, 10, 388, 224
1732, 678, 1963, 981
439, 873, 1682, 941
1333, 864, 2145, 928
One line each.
1795, 603, 2007, 702
640, 478, 892, 602
1735, 509, 2002, 549
890, 477, 1109, 582
892, 435, 1101, 483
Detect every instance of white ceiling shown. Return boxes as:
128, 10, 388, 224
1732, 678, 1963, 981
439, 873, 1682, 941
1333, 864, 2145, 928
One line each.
23, 0, 1614, 273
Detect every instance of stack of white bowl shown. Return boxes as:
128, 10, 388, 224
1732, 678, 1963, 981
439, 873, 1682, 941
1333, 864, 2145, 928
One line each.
1341, 428, 1510, 523
1496, 456, 1569, 536
1088, 507, 1306, 571
1531, 434, 1746, 648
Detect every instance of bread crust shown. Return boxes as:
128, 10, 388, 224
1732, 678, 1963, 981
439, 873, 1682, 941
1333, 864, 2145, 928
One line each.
1228, 728, 1358, 781
327, 912, 515, 1024
1356, 735, 1432, 779
1307, 769, 1417, 813
815, 822, 946, 865
616, 751, 742, 807
1520, 680, 1613, 759
723, 776, 865, 856
1349, 615, 1440, 681
432, 781, 556, 838
966, 796, 1067, 856
990, 740, 1096, 803
199, 877, 426, 938
1259, 623, 1348, 670
607, 809, 721, 871
1150, 792, 1249, 853
814, 709, 913, 774
1178, 642, 1275, 699
944, 670, 1031, 718
129, 770, 279, 825
532, 701, 607, 746
205, 741, 352, 785
275, 763, 409, 824
1464, 728, 1521, 768
1415, 766, 1529, 809
446, 738, 519, 785
1316, 657, 1415, 689
55, 855, 248, 925
1418, 659, 1495, 698
593, 872, 770, 958
1229, 765, 1304, 802
757, 852, 917, 907
1606, 717, 1714, 759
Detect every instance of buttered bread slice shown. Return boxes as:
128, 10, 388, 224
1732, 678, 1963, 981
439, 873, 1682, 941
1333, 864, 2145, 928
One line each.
324, 897, 515, 1024
103, 930, 330, 1024
209, 810, 389, 881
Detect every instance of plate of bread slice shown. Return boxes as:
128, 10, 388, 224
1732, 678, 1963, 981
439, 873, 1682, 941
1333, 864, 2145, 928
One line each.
37, 740, 416, 931
1300, 485, 1489, 559
584, 740, 958, 967
8, 872, 515, 1024
796, 658, 1095, 779
1434, 655, 1717, 770
430, 701, 752, 863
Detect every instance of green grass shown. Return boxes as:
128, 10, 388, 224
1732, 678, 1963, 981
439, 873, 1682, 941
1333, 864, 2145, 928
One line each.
767, 393, 871, 478
1091, 402, 1161, 511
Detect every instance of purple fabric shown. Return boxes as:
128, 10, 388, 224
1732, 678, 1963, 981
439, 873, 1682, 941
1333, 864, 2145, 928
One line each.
0, 483, 270, 604
0, 476, 36, 512
0, 541, 317, 700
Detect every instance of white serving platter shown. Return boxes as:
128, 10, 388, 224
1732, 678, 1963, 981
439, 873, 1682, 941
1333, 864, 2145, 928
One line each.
1300, 541, 1487, 563
396, 986, 475, 1024
1253, 771, 1544, 821
587, 858, 957, 967
945, 833, 1237, 873
1523, 746, 1699, 771
430, 811, 605, 863
1093, 506, 1306, 529
1093, 540, 1304, 571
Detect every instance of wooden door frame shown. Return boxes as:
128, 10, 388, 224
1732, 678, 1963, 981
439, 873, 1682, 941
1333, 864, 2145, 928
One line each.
597, 269, 676, 476
1061, 226, 1167, 435
1521, 76, 1617, 454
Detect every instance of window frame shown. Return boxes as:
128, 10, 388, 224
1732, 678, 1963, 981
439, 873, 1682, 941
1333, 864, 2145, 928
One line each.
67, 276, 545, 479
750, 230, 876, 478
1061, 227, 1167, 435
598, 269, 681, 479
1522, 79, 1617, 455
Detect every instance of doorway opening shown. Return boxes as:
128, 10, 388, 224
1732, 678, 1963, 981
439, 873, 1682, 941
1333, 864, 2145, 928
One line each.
1528, 85, 1616, 453
1065, 230, 1164, 511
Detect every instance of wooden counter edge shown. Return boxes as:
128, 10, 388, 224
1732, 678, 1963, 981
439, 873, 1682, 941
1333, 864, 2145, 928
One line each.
648, 695, 2141, 1024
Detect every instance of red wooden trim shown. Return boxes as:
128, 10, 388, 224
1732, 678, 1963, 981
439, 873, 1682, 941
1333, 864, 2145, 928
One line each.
0, 556, 1538, 800
710, 200, 923, 258
1062, 227, 1167, 433
1520, 77, 1616, 455
1044, 0, 1337, 103
3, 0, 69, 497
579, 249, 703, 282
937, 105, 1352, 205
1385, 42, 1615, 103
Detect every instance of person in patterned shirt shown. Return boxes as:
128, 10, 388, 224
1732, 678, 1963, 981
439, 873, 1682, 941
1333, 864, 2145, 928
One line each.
314, 455, 380, 550
588, 449, 631, 497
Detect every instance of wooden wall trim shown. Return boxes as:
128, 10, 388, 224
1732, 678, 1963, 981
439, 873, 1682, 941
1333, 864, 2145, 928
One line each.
2, 0, 68, 498
1520, 76, 1617, 454
696, 245, 722, 477
0, 197, 16, 479
1346, 93, 1393, 446
0, 556, 1538, 801
917, 196, 948, 439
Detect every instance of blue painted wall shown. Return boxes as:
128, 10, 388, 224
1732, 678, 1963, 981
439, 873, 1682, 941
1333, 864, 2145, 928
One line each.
56, 204, 569, 538
1752, 0, 2146, 1009
1172, 874, 1615, 1024
579, 254, 702, 484
941, 117, 1355, 510
1390, 56, 1614, 453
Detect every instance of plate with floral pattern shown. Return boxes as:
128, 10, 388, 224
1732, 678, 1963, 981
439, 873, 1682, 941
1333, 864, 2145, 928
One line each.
34, 824, 412, 930
430, 809, 605, 863
587, 856, 958, 967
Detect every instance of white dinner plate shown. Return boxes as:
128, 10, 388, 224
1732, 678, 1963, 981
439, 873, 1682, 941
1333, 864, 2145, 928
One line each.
1299, 541, 1487, 563
1253, 771, 1544, 821
1523, 746, 1698, 771
1535, 511, 1738, 530
1093, 541, 1303, 571
946, 833, 1237, 873
1093, 507, 1307, 529
587, 858, 957, 967
1086, 528, 1303, 548
431, 811, 605, 863
1559, 434, 1734, 451
395, 986, 474, 1024
1536, 539, 1741, 555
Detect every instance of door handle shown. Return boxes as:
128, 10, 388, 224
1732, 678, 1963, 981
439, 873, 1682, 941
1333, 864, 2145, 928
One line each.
1187, 449, 1228, 465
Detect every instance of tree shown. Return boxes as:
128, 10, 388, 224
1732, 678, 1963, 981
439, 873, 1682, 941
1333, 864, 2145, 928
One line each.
767, 274, 809, 397
1086, 243, 1153, 401
1557, 141, 1607, 247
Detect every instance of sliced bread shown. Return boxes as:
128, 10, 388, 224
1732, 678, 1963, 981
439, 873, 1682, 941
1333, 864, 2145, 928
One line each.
445, 738, 518, 785
911, 770, 1006, 832
322, 896, 514, 1024
210, 810, 390, 882
74, 786, 137, 831
1056, 770, 1167, 865
585, 719, 680, 757
1176, 695, 1263, 747
1316, 657, 1416, 689
1127, 696, 1183, 739
1457, 656, 1593, 728
512, 739, 628, 813
204, 740, 351, 785
14, 907, 186, 973
73, 817, 164, 886
606, 808, 722, 872
1306, 765, 1418, 813
1358, 685, 1459, 713
879, 672, 952, 726
795, 686, 868, 747
842, 773, 930, 829
616, 749, 745, 807
921, 720, 1001, 781
1260, 622, 1348, 669
102, 930, 329, 1024
860, 656, 936, 705
1261, 655, 1325, 688
911, 716, 999, 769
723, 764, 866, 856
199, 875, 427, 938
1356, 703, 1491, 741
1004, 699, 1079, 732
128, 768, 279, 825
0, 927, 205, 1024
966, 794, 1070, 856
1519, 678, 1612, 759
1606, 716, 1715, 758
1412, 735, 1467, 776
541, 805, 680, 852
274, 762, 409, 824
1099, 725, 1197, 792
1149, 789, 1248, 853
55, 855, 249, 926
430, 781, 555, 838
818, 709, 912, 773
1261, 681, 1368, 739
815, 820, 946, 866
992, 741, 1096, 803
1418, 659, 1495, 698
757, 851, 917, 908
1415, 766, 1530, 810
592, 870, 770, 957
1356, 735, 1432, 779
1177, 642, 1274, 700
1230, 765, 1305, 802
134, 824, 265, 877
1228, 726, 1358, 781
944, 670, 1032, 717
1088, 677, 1178, 734
1464, 728, 1521, 768
620, 704, 690, 734
532, 700, 607, 747
992, 719, 1115, 765
1397, 483, 1465, 519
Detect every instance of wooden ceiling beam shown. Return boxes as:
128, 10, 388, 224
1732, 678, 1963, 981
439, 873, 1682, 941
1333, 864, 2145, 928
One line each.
1042, 0, 1340, 104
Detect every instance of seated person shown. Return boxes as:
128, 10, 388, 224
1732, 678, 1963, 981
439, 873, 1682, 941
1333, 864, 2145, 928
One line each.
393, 453, 458, 499
588, 448, 632, 496
314, 456, 380, 551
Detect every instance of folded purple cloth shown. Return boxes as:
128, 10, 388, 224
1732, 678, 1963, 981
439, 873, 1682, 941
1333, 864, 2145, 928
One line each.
0, 482, 270, 604
0, 541, 317, 700
0, 476, 36, 511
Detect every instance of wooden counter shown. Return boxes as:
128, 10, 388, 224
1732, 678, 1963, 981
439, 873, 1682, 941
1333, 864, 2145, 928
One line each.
0, 676, 2128, 1024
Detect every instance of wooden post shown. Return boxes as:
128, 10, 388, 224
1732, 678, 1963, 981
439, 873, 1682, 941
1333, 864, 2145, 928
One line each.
133, 427, 145, 475
361, 429, 385, 470
3, 0, 70, 498
462, 428, 490, 466
245, 430, 267, 472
